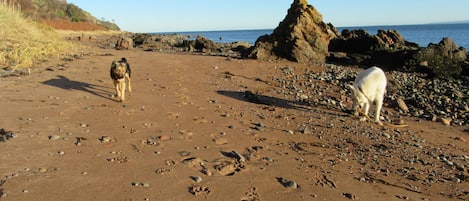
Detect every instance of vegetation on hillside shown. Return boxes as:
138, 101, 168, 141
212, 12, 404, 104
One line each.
0, 0, 79, 72
11, 0, 120, 30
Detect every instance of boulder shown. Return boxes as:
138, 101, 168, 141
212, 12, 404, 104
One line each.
194, 35, 218, 52
328, 28, 468, 78
249, 0, 338, 63
115, 36, 133, 50
405, 37, 467, 78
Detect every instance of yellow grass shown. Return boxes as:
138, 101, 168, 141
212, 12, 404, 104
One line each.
0, 0, 79, 71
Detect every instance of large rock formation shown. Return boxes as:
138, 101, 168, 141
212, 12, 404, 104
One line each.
249, 0, 338, 63
405, 38, 467, 78
328, 29, 468, 78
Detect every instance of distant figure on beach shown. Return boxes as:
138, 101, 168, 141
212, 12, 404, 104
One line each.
219, 37, 223, 41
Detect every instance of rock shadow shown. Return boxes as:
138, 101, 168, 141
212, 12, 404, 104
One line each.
216, 90, 309, 111
42, 75, 114, 101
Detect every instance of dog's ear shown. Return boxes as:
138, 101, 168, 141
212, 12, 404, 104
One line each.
111, 61, 117, 69
347, 84, 357, 96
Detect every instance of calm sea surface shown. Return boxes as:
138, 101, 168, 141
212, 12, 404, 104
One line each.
158, 23, 469, 49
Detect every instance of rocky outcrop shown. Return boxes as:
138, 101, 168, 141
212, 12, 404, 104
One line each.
249, 0, 338, 63
329, 29, 419, 54
329, 29, 468, 78
404, 38, 467, 78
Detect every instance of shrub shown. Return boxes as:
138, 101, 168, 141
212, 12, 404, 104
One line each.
0, 0, 79, 72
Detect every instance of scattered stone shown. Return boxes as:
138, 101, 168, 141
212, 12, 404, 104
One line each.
227, 150, 246, 162
38, 168, 48, 173
158, 135, 171, 141
202, 168, 213, 176
189, 185, 211, 196
213, 137, 228, 145
178, 151, 191, 157
438, 117, 452, 126
0, 128, 15, 142
396, 97, 409, 112
277, 177, 299, 189
343, 192, 356, 199
99, 136, 115, 143
191, 176, 202, 183
48, 135, 61, 140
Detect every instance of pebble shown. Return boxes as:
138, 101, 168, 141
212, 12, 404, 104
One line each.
191, 176, 202, 183
202, 168, 212, 176
438, 117, 452, 126
48, 135, 61, 140
38, 168, 48, 173
284, 180, 298, 189
132, 182, 150, 187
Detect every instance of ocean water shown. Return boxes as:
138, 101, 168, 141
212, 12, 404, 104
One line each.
159, 23, 469, 49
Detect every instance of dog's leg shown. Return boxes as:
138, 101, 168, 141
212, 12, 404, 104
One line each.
126, 74, 132, 93
374, 98, 384, 125
120, 81, 126, 102
362, 102, 370, 118
114, 80, 121, 99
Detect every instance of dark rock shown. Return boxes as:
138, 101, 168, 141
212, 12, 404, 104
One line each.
249, 0, 338, 63
115, 36, 133, 50
405, 37, 467, 78
329, 28, 468, 78
193, 35, 217, 52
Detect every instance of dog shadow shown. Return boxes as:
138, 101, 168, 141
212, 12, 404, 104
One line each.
216, 90, 309, 111
42, 75, 115, 101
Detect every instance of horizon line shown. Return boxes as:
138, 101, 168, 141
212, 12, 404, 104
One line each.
136, 21, 469, 34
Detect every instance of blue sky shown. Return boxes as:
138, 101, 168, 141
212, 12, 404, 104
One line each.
67, 0, 469, 32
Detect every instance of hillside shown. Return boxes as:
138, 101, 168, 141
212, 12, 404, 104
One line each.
0, 0, 80, 71
10, 0, 119, 31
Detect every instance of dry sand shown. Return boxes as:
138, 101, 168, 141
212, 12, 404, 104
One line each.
0, 41, 468, 201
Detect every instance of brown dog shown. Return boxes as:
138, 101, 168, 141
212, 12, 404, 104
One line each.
110, 58, 131, 102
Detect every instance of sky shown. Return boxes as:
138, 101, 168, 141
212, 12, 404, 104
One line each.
67, 0, 469, 33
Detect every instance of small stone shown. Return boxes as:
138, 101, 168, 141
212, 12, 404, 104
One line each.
396, 97, 409, 112
99, 136, 114, 143
38, 168, 48, 173
285, 180, 298, 188
254, 126, 264, 131
178, 151, 191, 157
159, 135, 171, 141
202, 168, 212, 176
343, 192, 356, 199
142, 182, 150, 187
191, 176, 202, 183
438, 117, 451, 125
48, 135, 60, 140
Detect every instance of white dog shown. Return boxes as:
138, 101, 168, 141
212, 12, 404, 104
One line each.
348, 66, 386, 125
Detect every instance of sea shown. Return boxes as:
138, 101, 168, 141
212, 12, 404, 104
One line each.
157, 23, 469, 49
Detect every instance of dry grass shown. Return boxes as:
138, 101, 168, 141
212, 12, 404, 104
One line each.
0, 0, 79, 72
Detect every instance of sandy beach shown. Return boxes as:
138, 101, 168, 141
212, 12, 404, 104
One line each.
0, 40, 468, 201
